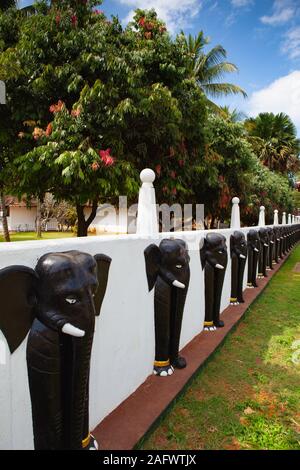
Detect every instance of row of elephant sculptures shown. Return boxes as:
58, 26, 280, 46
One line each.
0, 224, 299, 450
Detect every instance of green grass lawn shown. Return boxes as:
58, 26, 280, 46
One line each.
0, 231, 76, 242
140, 244, 300, 450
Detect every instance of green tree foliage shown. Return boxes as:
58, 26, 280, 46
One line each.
245, 112, 300, 176
3, 4, 207, 234
0, 2, 297, 235
0, 1, 17, 12
192, 115, 256, 226
241, 160, 294, 226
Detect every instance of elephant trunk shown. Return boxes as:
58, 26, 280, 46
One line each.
237, 257, 246, 302
62, 322, 95, 450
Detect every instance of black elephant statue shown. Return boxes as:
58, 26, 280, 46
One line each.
258, 228, 269, 278
266, 227, 275, 270
247, 229, 260, 288
0, 250, 111, 450
200, 233, 228, 331
230, 231, 247, 305
144, 239, 190, 377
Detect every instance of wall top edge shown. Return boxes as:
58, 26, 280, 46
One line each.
0, 225, 281, 254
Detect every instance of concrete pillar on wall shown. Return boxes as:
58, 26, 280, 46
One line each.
288, 213, 292, 225
273, 209, 279, 226
292, 215, 295, 224
230, 197, 241, 229
258, 206, 265, 227
282, 212, 287, 225
136, 169, 159, 236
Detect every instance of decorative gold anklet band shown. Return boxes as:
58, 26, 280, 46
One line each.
154, 359, 170, 367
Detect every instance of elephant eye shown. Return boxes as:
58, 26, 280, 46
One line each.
66, 298, 77, 305
176, 264, 183, 269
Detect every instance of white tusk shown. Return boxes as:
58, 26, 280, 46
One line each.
264, 243, 268, 247
270, 241, 274, 244
254, 248, 259, 252
173, 280, 186, 289
62, 323, 85, 338
215, 264, 224, 270
277, 238, 280, 241
239, 254, 246, 259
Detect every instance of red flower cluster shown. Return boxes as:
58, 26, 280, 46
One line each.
138, 17, 145, 27
144, 32, 152, 40
71, 15, 77, 26
170, 170, 176, 179
55, 15, 61, 25
155, 164, 161, 176
49, 100, 64, 114
99, 148, 115, 166
46, 123, 53, 136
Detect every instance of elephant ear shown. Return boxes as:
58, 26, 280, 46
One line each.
199, 238, 206, 270
144, 244, 161, 291
94, 254, 112, 316
0, 266, 37, 353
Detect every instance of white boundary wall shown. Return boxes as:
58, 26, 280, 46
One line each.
0, 226, 264, 449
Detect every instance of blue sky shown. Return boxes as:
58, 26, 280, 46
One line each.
19, 0, 300, 134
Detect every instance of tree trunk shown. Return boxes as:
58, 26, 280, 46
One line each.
0, 192, 10, 242
76, 200, 98, 237
36, 198, 42, 238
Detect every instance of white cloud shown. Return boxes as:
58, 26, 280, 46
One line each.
231, 0, 253, 7
248, 71, 300, 135
281, 26, 300, 59
119, 0, 202, 33
260, 0, 296, 26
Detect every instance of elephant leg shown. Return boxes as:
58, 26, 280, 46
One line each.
26, 319, 63, 450
213, 270, 226, 328
230, 254, 239, 304
252, 252, 259, 287
237, 259, 246, 303
204, 264, 216, 331
247, 248, 254, 287
153, 277, 174, 377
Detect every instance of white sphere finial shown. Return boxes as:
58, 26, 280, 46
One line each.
140, 168, 155, 184
136, 168, 159, 235
230, 196, 241, 229
274, 209, 278, 213
260, 206, 265, 211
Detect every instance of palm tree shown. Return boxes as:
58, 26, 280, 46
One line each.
182, 32, 247, 113
245, 112, 300, 174
220, 106, 247, 123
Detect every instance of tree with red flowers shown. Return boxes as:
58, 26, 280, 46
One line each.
17, 100, 138, 236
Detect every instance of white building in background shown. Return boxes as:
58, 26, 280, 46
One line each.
0, 196, 128, 234
0, 197, 58, 232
